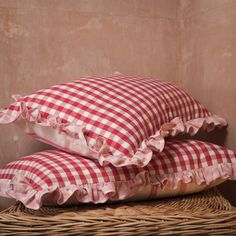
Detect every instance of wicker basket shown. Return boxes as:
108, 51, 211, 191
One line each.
0, 188, 236, 235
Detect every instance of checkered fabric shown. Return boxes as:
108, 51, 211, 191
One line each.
0, 75, 227, 167
0, 140, 235, 209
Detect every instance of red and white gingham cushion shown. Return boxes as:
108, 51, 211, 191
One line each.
0, 75, 227, 167
0, 140, 235, 209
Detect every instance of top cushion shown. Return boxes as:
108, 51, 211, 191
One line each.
0, 75, 227, 167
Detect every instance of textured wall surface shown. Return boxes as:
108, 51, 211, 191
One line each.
0, 0, 236, 210
178, 0, 236, 204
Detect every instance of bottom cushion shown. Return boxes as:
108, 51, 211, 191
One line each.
59, 179, 223, 207
0, 139, 235, 209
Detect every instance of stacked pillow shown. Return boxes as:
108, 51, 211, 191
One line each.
0, 74, 235, 209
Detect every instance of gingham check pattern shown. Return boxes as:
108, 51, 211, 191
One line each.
7, 75, 211, 158
0, 140, 235, 191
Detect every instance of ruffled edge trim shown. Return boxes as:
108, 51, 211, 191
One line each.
0, 97, 228, 167
0, 162, 235, 210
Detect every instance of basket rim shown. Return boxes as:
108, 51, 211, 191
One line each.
1, 188, 236, 236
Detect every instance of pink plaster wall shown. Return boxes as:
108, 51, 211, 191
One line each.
178, 0, 236, 204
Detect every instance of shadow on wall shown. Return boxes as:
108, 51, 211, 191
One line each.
218, 181, 236, 206
0, 197, 16, 211
175, 127, 228, 147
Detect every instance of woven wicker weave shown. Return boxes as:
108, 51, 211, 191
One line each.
0, 188, 236, 235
